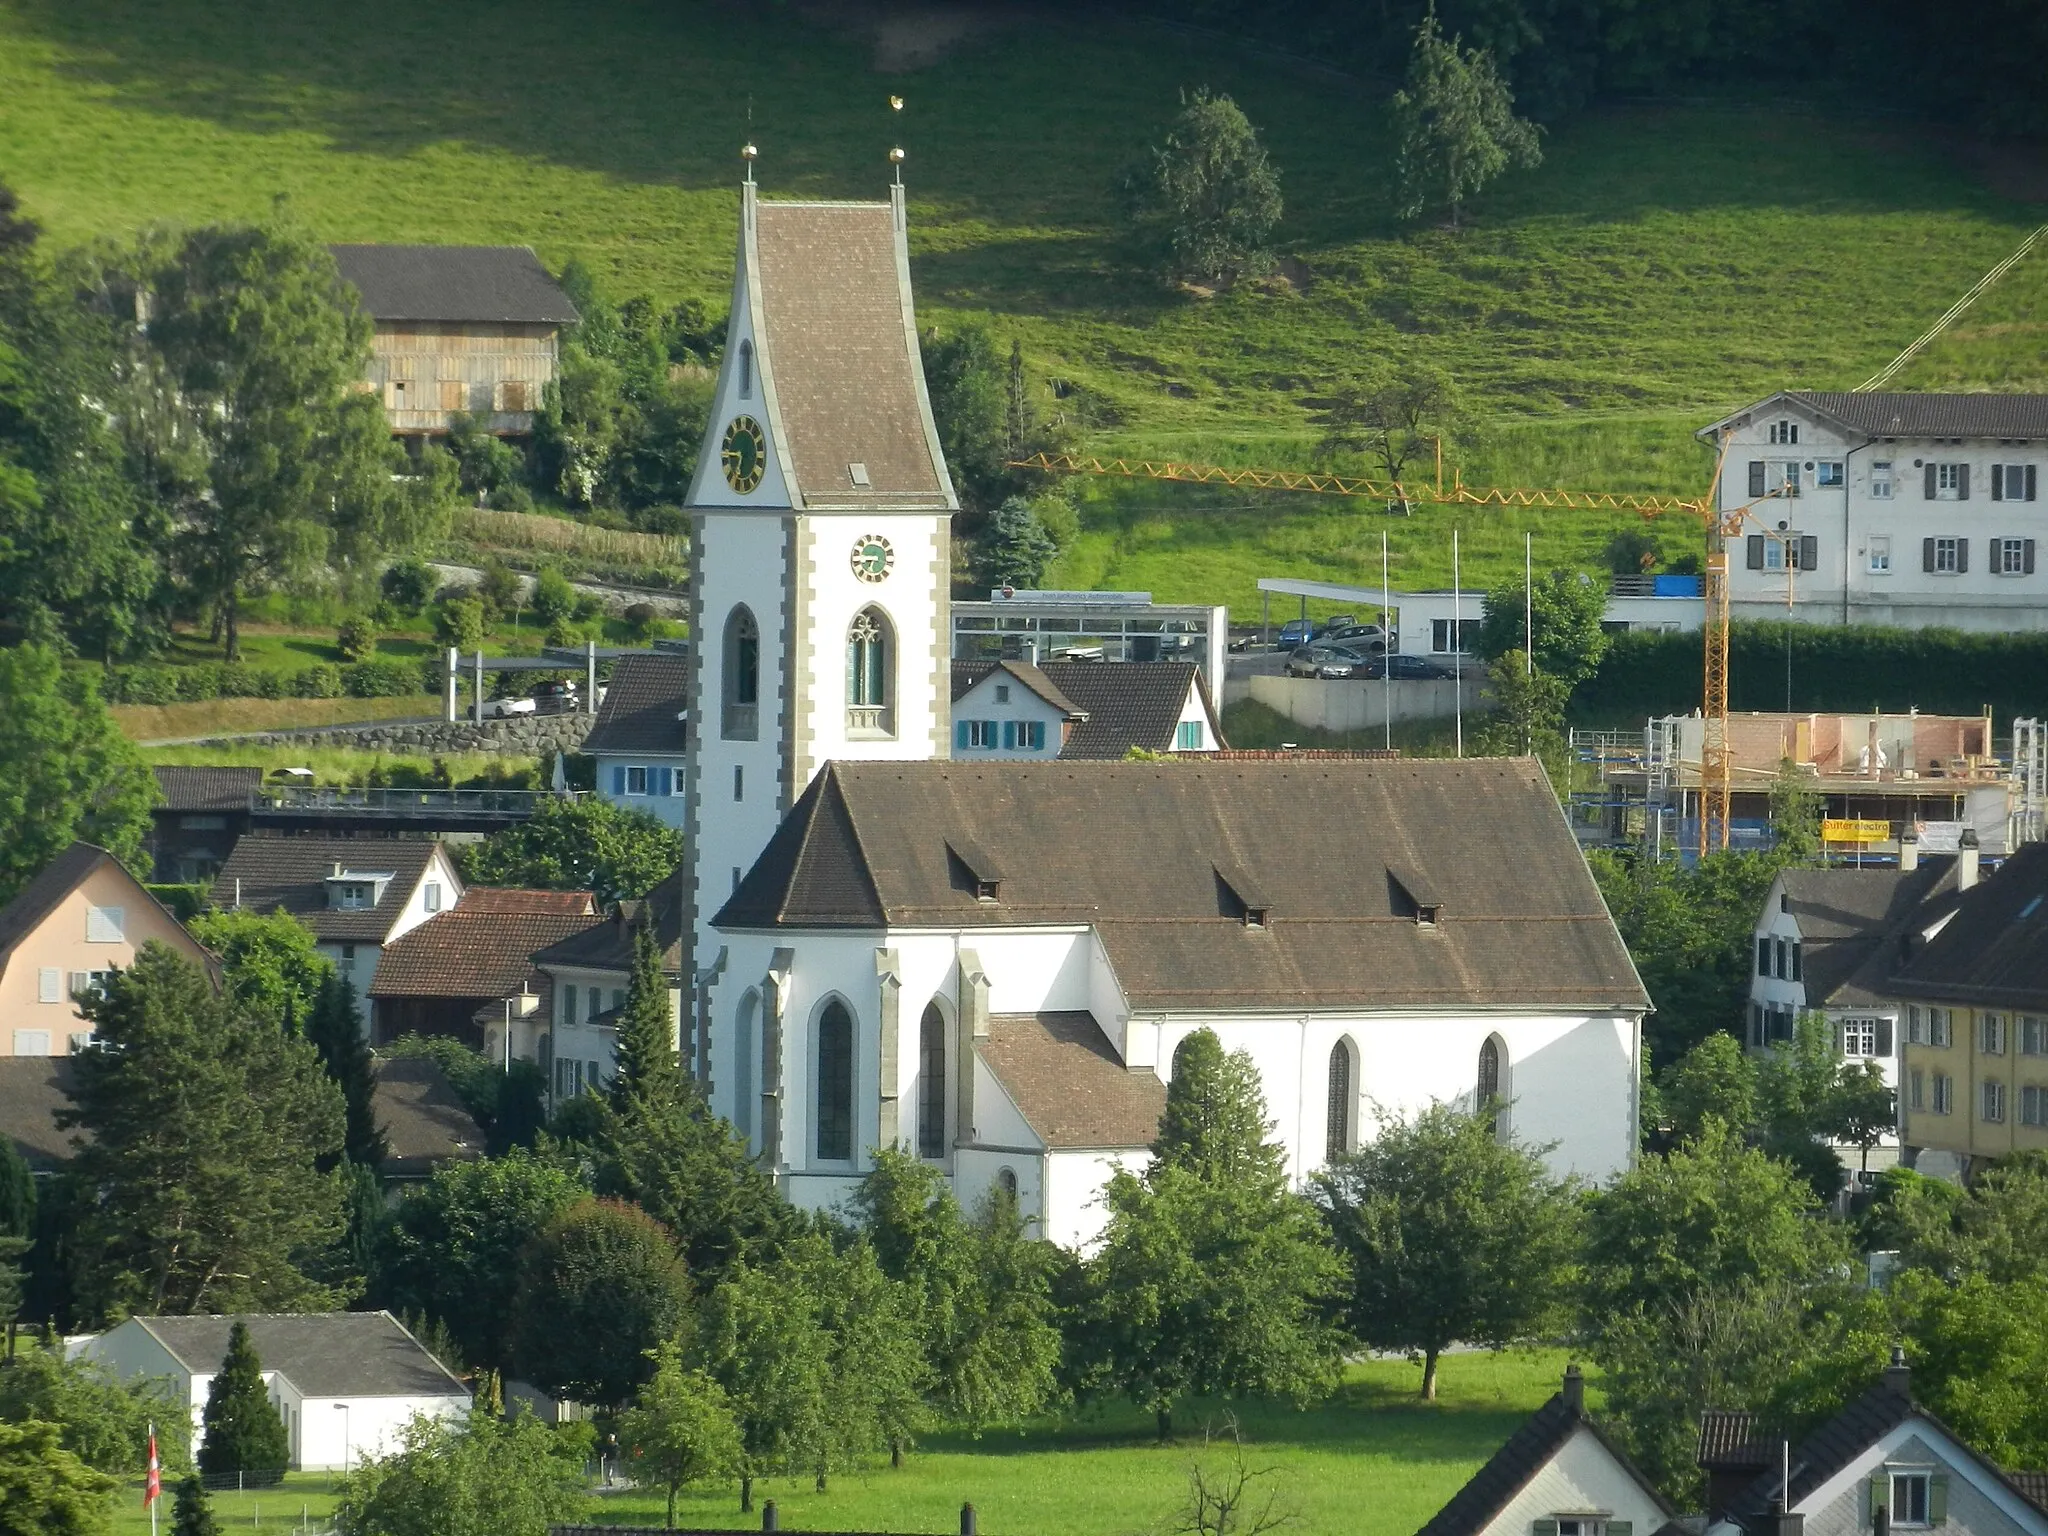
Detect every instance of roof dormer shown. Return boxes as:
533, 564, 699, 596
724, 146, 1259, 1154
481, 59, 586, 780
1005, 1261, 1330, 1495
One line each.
325, 864, 396, 911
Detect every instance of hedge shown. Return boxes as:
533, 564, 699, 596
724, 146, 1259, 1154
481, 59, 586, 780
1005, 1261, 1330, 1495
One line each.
103, 658, 431, 705
1575, 623, 2048, 723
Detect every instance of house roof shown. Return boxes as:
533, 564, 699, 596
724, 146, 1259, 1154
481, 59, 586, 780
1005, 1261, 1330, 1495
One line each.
2010, 1474, 2048, 1516
951, 661, 1225, 758
125, 1312, 466, 1399
328, 244, 579, 326
533, 866, 688, 975
1886, 842, 2048, 1012
978, 1012, 1166, 1149
581, 654, 690, 755
371, 1057, 485, 1178
368, 897, 597, 1000
1776, 862, 1958, 1007
456, 888, 598, 915
751, 196, 954, 510
0, 843, 210, 987
151, 766, 261, 813
1701, 391, 2048, 443
715, 759, 1648, 1014
1416, 1381, 1678, 1536
209, 838, 442, 944
1697, 1411, 1773, 1472
0, 1058, 75, 1171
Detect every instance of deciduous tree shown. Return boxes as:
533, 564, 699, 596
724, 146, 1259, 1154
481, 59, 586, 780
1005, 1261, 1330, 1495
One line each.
1311, 368, 1457, 497
513, 1199, 693, 1410
0, 1417, 117, 1536
1474, 568, 1608, 688
185, 908, 331, 1032
1658, 1032, 1759, 1146
332, 1410, 585, 1536
0, 1334, 187, 1474
0, 646, 157, 904
1902, 1273, 2048, 1468
619, 1341, 742, 1531
1391, 9, 1543, 229
459, 797, 683, 906
691, 1253, 831, 1511
1315, 1103, 1581, 1399
1125, 89, 1283, 283
63, 944, 348, 1319
197, 1322, 290, 1483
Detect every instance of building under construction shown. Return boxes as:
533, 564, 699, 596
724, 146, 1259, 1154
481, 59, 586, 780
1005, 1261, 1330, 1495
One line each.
1571, 710, 2047, 860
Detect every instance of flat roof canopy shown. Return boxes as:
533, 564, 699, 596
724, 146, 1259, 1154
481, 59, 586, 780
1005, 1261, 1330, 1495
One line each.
1256, 577, 1399, 605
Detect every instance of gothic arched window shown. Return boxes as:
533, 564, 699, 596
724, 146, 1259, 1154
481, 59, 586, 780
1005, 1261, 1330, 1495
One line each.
737, 339, 753, 400
997, 1166, 1018, 1199
1477, 1035, 1506, 1136
918, 1003, 947, 1159
1326, 1038, 1356, 1163
734, 990, 759, 1147
722, 605, 759, 740
846, 606, 894, 735
816, 1000, 854, 1162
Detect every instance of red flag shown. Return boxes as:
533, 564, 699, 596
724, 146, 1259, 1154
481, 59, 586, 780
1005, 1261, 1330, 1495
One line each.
144, 1424, 160, 1507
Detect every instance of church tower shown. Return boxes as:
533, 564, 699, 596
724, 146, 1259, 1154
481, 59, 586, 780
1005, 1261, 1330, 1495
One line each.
682, 175, 957, 1085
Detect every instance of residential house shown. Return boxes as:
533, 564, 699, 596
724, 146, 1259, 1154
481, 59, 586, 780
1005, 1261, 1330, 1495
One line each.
210, 838, 463, 1028
82, 1312, 469, 1471
366, 887, 596, 1049
709, 757, 1649, 1250
0, 843, 216, 1057
147, 767, 261, 884
948, 659, 1224, 758
329, 244, 579, 437
584, 653, 690, 829
529, 870, 686, 1103
1697, 392, 2048, 631
1890, 838, 2048, 1172
1700, 1352, 2048, 1536
1412, 1365, 1678, 1536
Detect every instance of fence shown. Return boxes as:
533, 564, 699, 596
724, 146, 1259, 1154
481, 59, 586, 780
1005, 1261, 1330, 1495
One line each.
557, 1500, 987, 1536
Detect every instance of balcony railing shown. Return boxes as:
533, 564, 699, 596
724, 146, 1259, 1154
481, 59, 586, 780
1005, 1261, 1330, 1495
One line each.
254, 787, 582, 817
845, 706, 894, 738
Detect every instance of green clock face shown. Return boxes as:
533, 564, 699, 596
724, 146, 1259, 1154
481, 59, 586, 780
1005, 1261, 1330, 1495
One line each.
720, 416, 767, 493
851, 534, 895, 584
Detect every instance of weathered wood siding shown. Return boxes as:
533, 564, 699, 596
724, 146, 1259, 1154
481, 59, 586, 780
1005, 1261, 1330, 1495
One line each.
364, 322, 561, 435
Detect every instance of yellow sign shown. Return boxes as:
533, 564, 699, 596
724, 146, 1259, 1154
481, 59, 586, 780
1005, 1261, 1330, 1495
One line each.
1822, 818, 1892, 844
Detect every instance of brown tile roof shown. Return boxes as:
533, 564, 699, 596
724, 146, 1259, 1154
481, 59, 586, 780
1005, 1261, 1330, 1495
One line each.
753, 198, 952, 510
717, 760, 1648, 1014
952, 660, 1085, 718
581, 655, 690, 755
371, 1056, 485, 1177
458, 888, 597, 915
368, 901, 598, 1000
209, 837, 442, 944
329, 244, 579, 326
950, 661, 1224, 758
1887, 841, 2048, 1012
151, 766, 261, 812
979, 1012, 1165, 1149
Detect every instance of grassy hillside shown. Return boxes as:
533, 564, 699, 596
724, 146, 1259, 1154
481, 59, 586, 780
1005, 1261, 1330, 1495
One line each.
3, 0, 2042, 605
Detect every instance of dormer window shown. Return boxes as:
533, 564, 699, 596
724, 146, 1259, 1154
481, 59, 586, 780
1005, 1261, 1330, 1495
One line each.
1243, 904, 1270, 930
325, 867, 394, 910
975, 879, 1000, 903
1215, 862, 1273, 930
1416, 903, 1442, 928
948, 838, 1004, 905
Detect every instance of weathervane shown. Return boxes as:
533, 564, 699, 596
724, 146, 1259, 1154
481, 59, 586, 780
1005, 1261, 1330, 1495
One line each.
890, 95, 905, 185
742, 95, 757, 185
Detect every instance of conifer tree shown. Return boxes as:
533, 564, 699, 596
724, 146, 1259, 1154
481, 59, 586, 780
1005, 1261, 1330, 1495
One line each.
610, 927, 682, 1115
1153, 1028, 1287, 1188
197, 1322, 290, 1484
173, 1470, 221, 1536
307, 973, 386, 1169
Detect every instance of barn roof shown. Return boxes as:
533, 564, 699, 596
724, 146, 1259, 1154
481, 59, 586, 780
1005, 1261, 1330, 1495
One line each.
328, 245, 580, 326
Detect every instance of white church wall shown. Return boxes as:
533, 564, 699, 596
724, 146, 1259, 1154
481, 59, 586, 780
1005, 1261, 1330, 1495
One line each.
1089, 933, 1136, 1064
1045, 1149, 1144, 1252
954, 1147, 1044, 1233
970, 1053, 1039, 1149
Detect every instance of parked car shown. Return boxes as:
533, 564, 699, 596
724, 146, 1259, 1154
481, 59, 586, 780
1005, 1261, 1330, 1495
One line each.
1284, 644, 1364, 679
481, 694, 538, 719
1354, 653, 1457, 681
1311, 614, 1357, 639
1276, 619, 1316, 648
1323, 623, 1393, 654
529, 680, 580, 714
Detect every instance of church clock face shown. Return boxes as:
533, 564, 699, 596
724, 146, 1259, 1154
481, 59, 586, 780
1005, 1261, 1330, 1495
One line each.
850, 534, 895, 584
720, 416, 767, 493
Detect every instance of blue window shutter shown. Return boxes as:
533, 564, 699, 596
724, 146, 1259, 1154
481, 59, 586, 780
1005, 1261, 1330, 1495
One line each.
611, 765, 626, 795
1002, 720, 1016, 749
956, 721, 970, 750
658, 766, 673, 797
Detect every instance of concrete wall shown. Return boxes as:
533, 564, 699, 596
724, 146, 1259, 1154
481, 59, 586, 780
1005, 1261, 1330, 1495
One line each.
1247, 673, 1472, 731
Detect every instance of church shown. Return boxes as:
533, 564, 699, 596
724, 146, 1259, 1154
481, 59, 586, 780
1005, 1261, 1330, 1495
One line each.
676, 174, 1649, 1248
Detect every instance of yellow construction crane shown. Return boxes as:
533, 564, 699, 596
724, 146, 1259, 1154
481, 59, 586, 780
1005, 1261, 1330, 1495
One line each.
1008, 445, 1790, 857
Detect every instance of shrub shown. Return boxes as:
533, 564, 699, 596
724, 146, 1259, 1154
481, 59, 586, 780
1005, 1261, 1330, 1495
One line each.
248, 668, 286, 700
337, 617, 375, 662
292, 664, 344, 699
433, 597, 487, 653
543, 617, 581, 650
622, 602, 658, 641
531, 566, 577, 627
477, 560, 523, 622
342, 659, 427, 698
380, 557, 440, 615
181, 663, 226, 701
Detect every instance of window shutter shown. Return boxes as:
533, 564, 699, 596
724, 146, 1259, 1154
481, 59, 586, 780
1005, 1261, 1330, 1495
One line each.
37, 968, 60, 1004
1957, 464, 1970, 500
1929, 1476, 1948, 1524
1925, 463, 1939, 498
1759, 936, 1772, 975
955, 721, 969, 750
1877, 1017, 1894, 1056
1608, 1524, 1632, 1536
1534, 1522, 1559, 1536
1792, 940, 1803, 981
657, 766, 673, 797
1870, 1477, 1890, 1520
1799, 535, 1818, 571
1956, 538, 1969, 574
1002, 720, 1016, 750
611, 765, 626, 795
1747, 535, 1767, 569
1749, 461, 1767, 498
1993, 464, 2005, 500
2028, 464, 2038, 501
1923, 538, 1937, 572
2027, 539, 2037, 575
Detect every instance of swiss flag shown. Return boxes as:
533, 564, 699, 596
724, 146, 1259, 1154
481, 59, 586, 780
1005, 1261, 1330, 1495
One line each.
144, 1425, 160, 1507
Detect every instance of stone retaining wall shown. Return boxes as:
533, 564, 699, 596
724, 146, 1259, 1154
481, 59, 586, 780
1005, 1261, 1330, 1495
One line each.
200, 713, 594, 757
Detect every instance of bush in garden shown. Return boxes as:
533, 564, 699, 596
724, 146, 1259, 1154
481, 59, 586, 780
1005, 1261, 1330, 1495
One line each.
342, 659, 427, 698
337, 617, 375, 662
433, 597, 487, 653
292, 664, 345, 699
380, 557, 440, 615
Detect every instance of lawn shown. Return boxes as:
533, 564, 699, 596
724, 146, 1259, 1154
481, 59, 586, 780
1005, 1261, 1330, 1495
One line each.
2, 0, 2040, 598
112, 693, 440, 743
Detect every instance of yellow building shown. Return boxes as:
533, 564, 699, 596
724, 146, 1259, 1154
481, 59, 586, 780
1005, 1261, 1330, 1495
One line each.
1895, 838, 2048, 1173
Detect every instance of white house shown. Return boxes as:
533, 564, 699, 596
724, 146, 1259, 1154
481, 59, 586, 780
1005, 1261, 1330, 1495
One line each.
583, 653, 690, 829
1388, 585, 1704, 662
529, 874, 687, 1105
1413, 1365, 1677, 1536
81, 1313, 469, 1472
949, 659, 1223, 759
1698, 391, 2048, 631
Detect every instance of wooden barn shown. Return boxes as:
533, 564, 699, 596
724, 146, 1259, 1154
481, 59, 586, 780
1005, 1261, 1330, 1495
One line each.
329, 244, 580, 437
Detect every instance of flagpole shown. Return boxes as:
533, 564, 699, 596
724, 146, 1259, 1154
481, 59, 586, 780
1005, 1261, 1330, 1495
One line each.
1453, 529, 1463, 759
147, 1419, 160, 1536
1381, 529, 1392, 752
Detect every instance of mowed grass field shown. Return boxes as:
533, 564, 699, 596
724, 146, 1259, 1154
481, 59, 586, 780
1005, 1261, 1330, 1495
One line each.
110, 1351, 1578, 1536
3, 0, 2043, 605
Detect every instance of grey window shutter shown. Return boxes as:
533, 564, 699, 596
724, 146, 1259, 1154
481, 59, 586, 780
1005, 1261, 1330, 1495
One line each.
1534, 1522, 1559, 1536
1993, 464, 2006, 501
1958, 464, 1970, 500
2028, 464, 2038, 501
1608, 1524, 1633, 1536
1923, 538, 1937, 572
1957, 538, 1969, 573
1925, 463, 1939, 498
1877, 1017, 1894, 1056
1759, 936, 1771, 975
1799, 535, 1818, 570
1748, 535, 1767, 569
2027, 539, 2037, 575
1749, 461, 1767, 498
1930, 1476, 1949, 1524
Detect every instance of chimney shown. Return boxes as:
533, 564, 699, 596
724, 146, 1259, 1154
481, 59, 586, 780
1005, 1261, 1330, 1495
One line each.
1883, 1343, 1911, 1398
331, 861, 344, 878
1560, 1363, 1585, 1413
1898, 825, 1919, 873
1958, 827, 1980, 891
